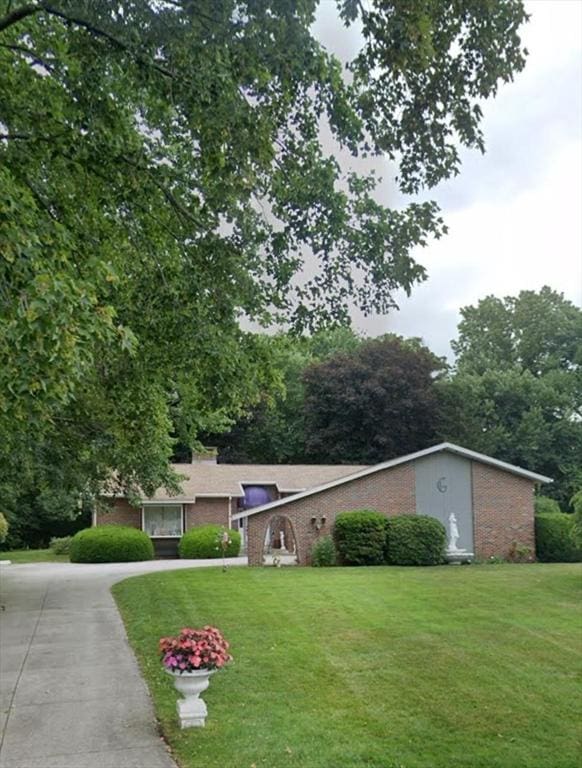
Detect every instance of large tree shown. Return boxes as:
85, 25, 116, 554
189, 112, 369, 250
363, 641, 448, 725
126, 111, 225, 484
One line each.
440, 288, 582, 507
303, 336, 446, 464
1, 0, 528, 503
452, 286, 582, 376
208, 327, 362, 463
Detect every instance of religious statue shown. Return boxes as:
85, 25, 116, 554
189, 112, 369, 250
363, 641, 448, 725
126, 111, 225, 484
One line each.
280, 530, 286, 552
448, 512, 460, 552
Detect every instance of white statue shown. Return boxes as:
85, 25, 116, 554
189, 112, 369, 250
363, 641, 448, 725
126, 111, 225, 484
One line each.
448, 512, 460, 552
280, 530, 286, 552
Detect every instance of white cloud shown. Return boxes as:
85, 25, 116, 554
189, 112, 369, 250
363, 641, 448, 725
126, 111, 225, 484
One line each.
350, 0, 582, 358
521, 0, 582, 73
357, 138, 581, 357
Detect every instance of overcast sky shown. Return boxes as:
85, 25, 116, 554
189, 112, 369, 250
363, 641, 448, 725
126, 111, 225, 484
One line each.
313, 0, 582, 359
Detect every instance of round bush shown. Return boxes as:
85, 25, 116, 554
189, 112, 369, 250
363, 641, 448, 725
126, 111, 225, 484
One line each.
534, 496, 561, 516
333, 510, 387, 566
0, 512, 8, 545
49, 536, 73, 555
311, 535, 337, 567
69, 526, 154, 563
385, 515, 446, 566
179, 525, 241, 559
535, 513, 582, 563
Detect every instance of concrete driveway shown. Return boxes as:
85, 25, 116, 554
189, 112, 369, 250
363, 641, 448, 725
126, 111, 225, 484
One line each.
0, 558, 246, 768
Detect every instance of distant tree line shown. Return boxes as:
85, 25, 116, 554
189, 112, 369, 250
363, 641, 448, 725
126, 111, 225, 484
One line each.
2, 286, 579, 549
206, 287, 582, 510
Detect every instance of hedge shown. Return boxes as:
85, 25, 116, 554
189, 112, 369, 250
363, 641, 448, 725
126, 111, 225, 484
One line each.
385, 515, 446, 566
69, 526, 154, 563
534, 496, 562, 516
333, 510, 386, 566
535, 513, 582, 563
179, 525, 241, 559
311, 535, 337, 567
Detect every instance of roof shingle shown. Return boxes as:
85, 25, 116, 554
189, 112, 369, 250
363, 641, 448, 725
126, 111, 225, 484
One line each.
144, 463, 368, 501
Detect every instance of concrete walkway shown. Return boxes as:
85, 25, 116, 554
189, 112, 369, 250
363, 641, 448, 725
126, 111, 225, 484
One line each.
0, 558, 246, 768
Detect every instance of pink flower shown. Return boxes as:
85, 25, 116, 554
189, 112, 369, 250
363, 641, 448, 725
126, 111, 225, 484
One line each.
160, 626, 232, 672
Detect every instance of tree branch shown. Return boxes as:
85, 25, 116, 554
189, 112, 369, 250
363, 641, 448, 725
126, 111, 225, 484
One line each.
0, 133, 32, 140
0, 2, 175, 78
0, 3, 41, 34
0, 132, 63, 141
41, 3, 175, 79
120, 154, 204, 228
0, 41, 57, 72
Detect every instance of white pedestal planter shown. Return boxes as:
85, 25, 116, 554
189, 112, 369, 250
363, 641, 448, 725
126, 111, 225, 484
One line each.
166, 669, 215, 728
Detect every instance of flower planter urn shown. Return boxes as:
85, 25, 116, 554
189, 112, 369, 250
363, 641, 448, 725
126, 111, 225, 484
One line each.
166, 668, 215, 728
160, 626, 231, 728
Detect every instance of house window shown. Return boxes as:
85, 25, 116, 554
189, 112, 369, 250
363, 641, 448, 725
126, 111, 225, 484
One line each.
239, 485, 276, 510
142, 505, 183, 537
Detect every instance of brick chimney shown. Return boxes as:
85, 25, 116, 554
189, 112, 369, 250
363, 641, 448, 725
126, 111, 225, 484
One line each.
191, 447, 218, 464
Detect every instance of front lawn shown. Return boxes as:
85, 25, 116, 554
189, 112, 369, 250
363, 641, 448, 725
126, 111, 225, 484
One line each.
113, 564, 582, 768
0, 548, 69, 563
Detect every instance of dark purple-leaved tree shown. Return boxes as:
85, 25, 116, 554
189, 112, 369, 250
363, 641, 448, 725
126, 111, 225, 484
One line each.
303, 336, 446, 464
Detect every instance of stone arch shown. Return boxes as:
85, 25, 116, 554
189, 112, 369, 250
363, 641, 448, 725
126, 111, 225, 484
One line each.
261, 514, 299, 566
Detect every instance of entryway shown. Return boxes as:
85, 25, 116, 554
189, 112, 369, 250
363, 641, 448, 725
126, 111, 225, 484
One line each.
262, 514, 298, 565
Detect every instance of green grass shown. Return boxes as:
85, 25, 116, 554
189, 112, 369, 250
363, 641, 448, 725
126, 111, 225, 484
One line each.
113, 564, 582, 768
0, 548, 69, 563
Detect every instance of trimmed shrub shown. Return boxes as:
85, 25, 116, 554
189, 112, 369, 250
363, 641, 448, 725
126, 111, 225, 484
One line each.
49, 536, 73, 555
179, 525, 241, 559
534, 496, 561, 516
311, 535, 337, 567
0, 512, 8, 544
333, 510, 386, 566
572, 490, 582, 547
385, 515, 446, 566
535, 513, 582, 563
69, 526, 154, 563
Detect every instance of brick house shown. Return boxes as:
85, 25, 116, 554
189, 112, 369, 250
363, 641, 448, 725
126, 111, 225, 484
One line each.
231, 443, 552, 565
95, 452, 365, 557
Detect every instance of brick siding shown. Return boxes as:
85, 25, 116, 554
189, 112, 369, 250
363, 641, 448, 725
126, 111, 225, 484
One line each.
98, 457, 537, 565
472, 463, 535, 560
185, 498, 230, 529
247, 463, 416, 565
97, 497, 230, 533
95, 498, 141, 529
247, 460, 537, 565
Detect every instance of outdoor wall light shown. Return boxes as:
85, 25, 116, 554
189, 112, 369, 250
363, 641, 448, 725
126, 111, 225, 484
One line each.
311, 515, 325, 531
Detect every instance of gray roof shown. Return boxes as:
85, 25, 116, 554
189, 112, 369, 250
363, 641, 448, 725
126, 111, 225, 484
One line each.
140, 463, 367, 503
232, 442, 553, 521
